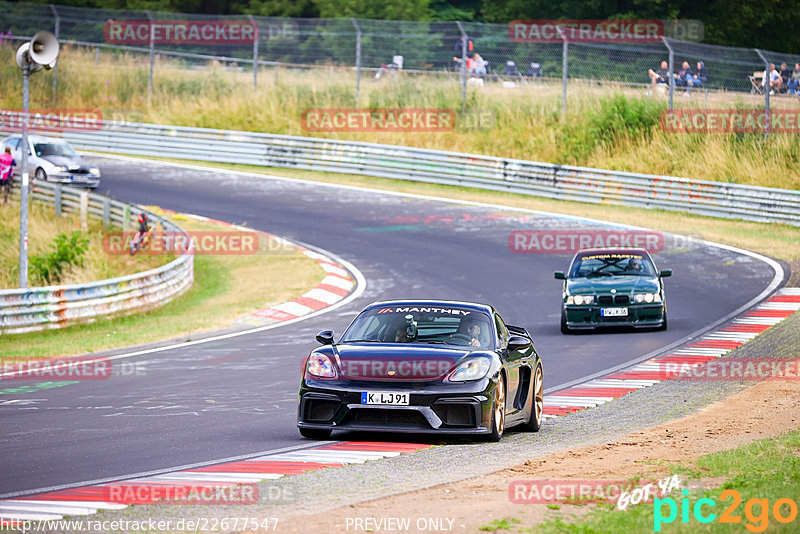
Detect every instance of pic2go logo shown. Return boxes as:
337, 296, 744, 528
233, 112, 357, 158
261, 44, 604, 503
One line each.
654, 489, 798, 532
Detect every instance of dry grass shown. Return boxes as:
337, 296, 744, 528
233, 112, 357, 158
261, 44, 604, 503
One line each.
1, 45, 798, 190
0, 199, 166, 289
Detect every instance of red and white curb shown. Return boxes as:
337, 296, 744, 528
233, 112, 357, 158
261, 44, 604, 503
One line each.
168, 211, 357, 327
0, 442, 432, 523
542, 287, 800, 419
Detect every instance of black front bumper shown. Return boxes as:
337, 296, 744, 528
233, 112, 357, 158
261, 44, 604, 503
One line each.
297, 379, 495, 435
564, 304, 665, 329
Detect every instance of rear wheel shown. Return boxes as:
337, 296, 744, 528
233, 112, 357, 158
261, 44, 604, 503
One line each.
299, 427, 332, 440
521, 363, 543, 432
488, 375, 506, 442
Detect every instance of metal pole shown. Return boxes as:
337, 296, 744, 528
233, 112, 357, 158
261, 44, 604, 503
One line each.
248, 15, 258, 91
146, 10, 154, 105
352, 18, 361, 106
560, 26, 567, 117
50, 4, 59, 103
664, 38, 674, 112
755, 49, 770, 139
19, 65, 31, 288
456, 21, 467, 105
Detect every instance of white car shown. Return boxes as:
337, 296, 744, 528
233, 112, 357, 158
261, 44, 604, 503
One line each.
1, 134, 100, 189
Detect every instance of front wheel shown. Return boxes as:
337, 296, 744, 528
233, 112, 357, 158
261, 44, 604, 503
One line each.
487, 375, 506, 442
299, 427, 332, 440
560, 309, 571, 335
521, 363, 543, 432
35, 168, 47, 181
658, 312, 668, 331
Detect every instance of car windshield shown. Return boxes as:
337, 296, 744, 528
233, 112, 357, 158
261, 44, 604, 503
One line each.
569, 253, 656, 278
342, 305, 494, 349
34, 142, 78, 158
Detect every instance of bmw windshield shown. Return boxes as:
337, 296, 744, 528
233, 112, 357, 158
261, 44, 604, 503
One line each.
569, 253, 656, 278
342, 305, 494, 349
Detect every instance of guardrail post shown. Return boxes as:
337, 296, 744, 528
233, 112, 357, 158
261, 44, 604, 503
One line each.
248, 15, 258, 91
54, 184, 62, 215
50, 4, 60, 103
663, 38, 674, 111
122, 204, 130, 229
755, 49, 770, 139
80, 190, 89, 229
146, 10, 155, 105
455, 22, 467, 105
351, 18, 362, 106
102, 197, 110, 226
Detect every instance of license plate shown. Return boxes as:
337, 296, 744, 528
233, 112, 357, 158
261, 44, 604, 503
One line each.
601, 307, 628, 317
361, 391, 409, 405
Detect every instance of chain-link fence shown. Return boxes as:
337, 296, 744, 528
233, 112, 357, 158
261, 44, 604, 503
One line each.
3, 1, 800, 132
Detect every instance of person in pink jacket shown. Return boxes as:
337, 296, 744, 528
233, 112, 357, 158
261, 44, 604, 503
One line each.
0, 147, 16, 205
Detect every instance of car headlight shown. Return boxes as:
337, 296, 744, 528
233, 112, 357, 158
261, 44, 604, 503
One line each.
634, 293, 660, 303
306, 353, 337, 378
448, 358, 491, 382
567, 295, 593, 305
89, 167, 101, 176
51, 166, 67, 173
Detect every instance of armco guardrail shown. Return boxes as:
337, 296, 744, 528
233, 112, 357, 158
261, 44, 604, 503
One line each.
56, 121, 800, 226
0, 181, 194, 334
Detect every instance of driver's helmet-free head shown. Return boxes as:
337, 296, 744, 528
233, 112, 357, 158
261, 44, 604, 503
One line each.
627, 258, 642, 271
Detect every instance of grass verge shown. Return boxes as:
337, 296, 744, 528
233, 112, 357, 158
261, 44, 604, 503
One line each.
0, 211, 325, 360
2, 46, 800, 189
530, 429, 800, 533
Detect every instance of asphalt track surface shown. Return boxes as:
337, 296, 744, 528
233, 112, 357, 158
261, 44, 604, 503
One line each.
0, 157, 778, 496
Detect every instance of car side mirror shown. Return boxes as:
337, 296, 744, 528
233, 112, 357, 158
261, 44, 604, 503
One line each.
315, 330, 334, 345
507, 335, 531, 352
660, 269, 672, 278
554, 271, 566, 280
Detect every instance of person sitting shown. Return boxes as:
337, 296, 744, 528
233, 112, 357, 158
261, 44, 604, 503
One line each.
626, 258, 644, 273
763, 63, 782, 95
394, 328, 409, 343
789, 63, 800, 94
780, 62, 792, 93
648, 61, 669, 85
689, 61, 708, 88
673, 61, 691, 88
472, 53, 488, 76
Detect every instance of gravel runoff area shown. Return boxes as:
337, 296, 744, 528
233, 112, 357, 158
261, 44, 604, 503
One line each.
28, 302, 797, 534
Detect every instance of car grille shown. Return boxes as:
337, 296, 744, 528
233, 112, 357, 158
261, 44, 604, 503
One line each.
350, 408, 427, 427
598, 295, 613, 305
598, 295, 629, 305
615, 295, 629, 304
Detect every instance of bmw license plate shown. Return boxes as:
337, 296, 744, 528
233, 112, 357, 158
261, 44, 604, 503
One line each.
601, 307, 628, 317
361, 391, 409, 405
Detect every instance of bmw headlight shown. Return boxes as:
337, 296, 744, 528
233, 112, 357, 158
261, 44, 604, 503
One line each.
634, 293, 661, 303
448, 358, 491, 382
567, 295, 594, 305
89, 167, 101, 176
51, 166, 67, 173
306, 352, 337, 378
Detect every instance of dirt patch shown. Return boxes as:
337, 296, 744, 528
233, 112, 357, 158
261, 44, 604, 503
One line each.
274, 377, 800, 533
787, 260, 800, 286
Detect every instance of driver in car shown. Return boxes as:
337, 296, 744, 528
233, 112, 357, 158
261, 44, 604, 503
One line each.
449, 319, 487, 347
626, 258, 643, 273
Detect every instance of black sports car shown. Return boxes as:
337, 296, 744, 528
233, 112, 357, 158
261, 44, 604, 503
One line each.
297, 300, 543, 441
555, 248, 671, 333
